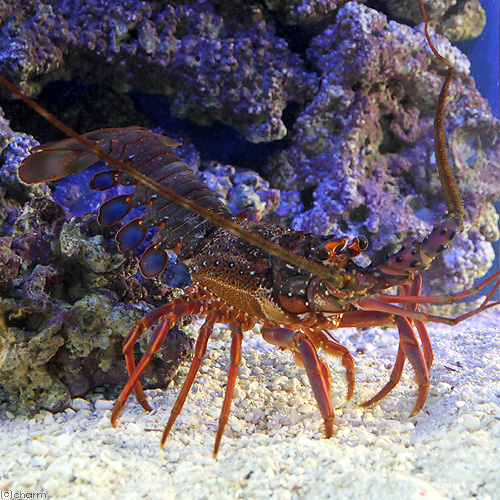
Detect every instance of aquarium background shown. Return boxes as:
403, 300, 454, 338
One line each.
458, 0, 499, 117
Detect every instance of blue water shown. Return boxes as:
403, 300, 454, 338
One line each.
457, 0, 499, 117
458, 0, 500, 290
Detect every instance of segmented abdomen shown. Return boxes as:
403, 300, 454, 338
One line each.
19, 126, 232, 277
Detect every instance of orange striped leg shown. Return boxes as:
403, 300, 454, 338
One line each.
362, 314, 428, 415
361, 276, 429, 413
308, 330, 355, 400
122, 297, 188, 412
360, 345, 405, 409
404, 275, 433, 369
213, 320, 243, 457
395, 315, 429, 416
415, 320, 433, 370
360, 282, 415, 408
161, 311, 219, 448
262, 327, 334, 438
111, 300, 202, 426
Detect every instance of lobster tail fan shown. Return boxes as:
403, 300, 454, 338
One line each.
18, 127, 154, 185
18, 146, 101, 184
19, 126, 233, 276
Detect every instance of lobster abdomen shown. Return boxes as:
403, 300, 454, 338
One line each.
19, 127, 232, 277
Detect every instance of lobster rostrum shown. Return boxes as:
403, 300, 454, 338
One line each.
2, 1, 500, 457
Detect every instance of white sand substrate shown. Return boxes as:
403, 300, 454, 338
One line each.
1, 308, 499, 500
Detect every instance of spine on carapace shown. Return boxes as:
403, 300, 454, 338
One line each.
19, 126, 232, 277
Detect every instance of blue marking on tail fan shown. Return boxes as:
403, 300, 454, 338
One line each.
115, 218, 147, 251
89, 170, 119, 191
139, 245, 168, 278
98, 194, 132, 226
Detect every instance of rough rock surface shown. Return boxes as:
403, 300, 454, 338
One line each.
0, 0, 316, 142
0, 187, 195, 414
383, 0, 486, 42
0, 116, 196, 414
262, 0, 485, 39
269, 2, 499, 294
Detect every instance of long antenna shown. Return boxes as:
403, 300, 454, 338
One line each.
419, 0, 465, 220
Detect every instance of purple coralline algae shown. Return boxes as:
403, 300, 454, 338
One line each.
0, 188, 195, 413
259, 0, 485, 40
0, 0, 498, 414
263, 0, 341, 25
270, 2, 499, 295
0, 0, 317, 142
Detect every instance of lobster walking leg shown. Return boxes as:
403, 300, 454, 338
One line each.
407, 275, 433, 370
161, 311, 219, 447
111, 299, 202, 426
394, 315, 429, 416
415, 320, 433, 371
357, 269, 500, 326
360, 316, 429, 415
214, 320, 243, 457
122, 297, 190, 412
262, 326, 334, 438
307, 329, 355, 400
361, 274, 431, 410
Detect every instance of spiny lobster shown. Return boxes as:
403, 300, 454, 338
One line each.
1, 1, 499, 457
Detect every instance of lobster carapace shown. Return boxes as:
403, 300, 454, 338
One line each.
1, 0, 499, 457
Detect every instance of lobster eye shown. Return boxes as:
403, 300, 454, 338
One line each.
357, 236, 369, 251
315, 246, 332, 261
